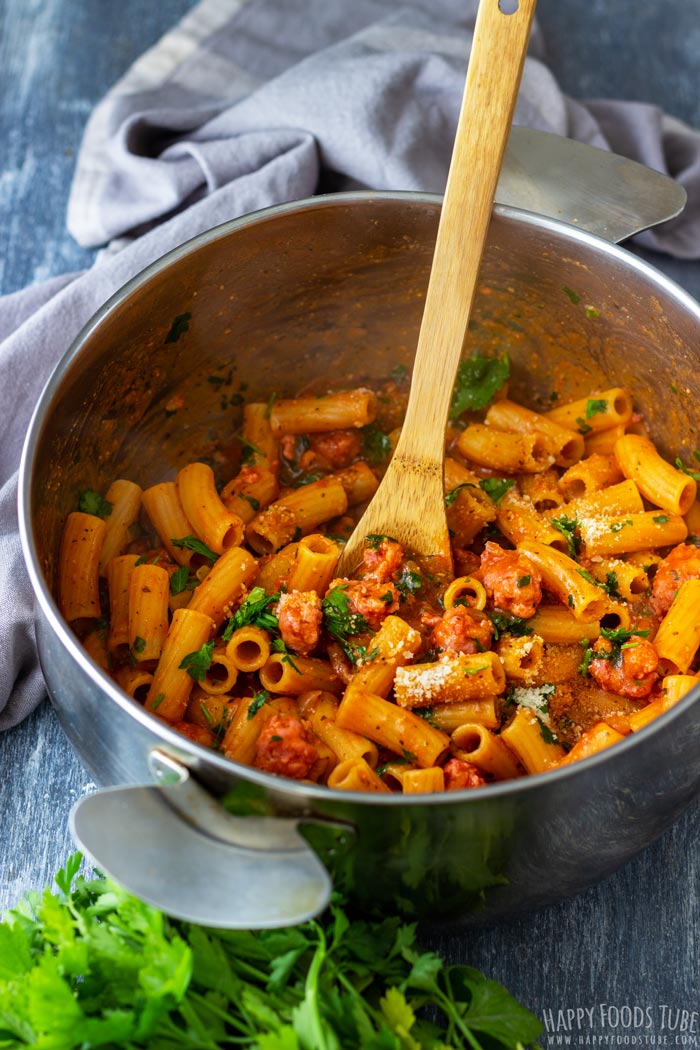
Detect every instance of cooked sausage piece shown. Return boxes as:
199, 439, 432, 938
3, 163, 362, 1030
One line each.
277, 591, 322, 655
431, 605, 494, 655
255, 714, 318, 779
651, 543, 700, 615
361, 538, 404, 582
588, 636, 659, 699
328, 578, 400, 630
443, 758, 487, 790
308, 429, 362, 469
479, 541, 542, 618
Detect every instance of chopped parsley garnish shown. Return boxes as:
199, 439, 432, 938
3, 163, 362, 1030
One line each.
609, 519, 633, 533
222, 587, 279, 641
322, 587, 370, 643
479, 477, 515, 504
171, 535, 219, 562
653, 514, 669, 524
151, 692, 165, 710
536, 717, 560, 746
563, 285, 580, 304
401, 748, 418, 763
207, 374, 226, 390
179, 640, 215, 682
517, 575, 531, 588
576, 568, 597, 586
449, 351, 510, 420
489, 611, 533, 640
78, 490, 112, 518
396, 567, 422, 600
597, 570, 622, 599
360, 423, 392, 465
263, 392, 277, 418
365, 533, 398, 548
575, 416, 592, 435
550, 514, 581, 559
240, 436, 265, 466
390, 363, 409, 384
380, 590, 395, 604
131, 636, 146, 655
445, 481, 476, 507
675, 456, 700, 482
580, 626, 650, 674
270, 637, 301, 674
463, 664, 489, 677
585, 398, 607, 419
164, 311, 191, 343
585, 305, 600, 319
247, 689, 270, 719
242, 494, 260, 511
170, 564, 197, 596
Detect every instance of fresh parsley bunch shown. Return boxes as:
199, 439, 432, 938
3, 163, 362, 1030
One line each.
0, 855, 542, 1049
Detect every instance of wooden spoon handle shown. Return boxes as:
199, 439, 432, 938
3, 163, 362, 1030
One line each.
398, 0, 537, 462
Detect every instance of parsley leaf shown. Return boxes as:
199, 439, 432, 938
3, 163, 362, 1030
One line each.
550, 514, 581, 559
396, 567, 422, 600
675, 456, 700, 482
445, 481, 476, 507
171, 535, 219, 562
586, 398, 607, 419
179, 640, 215, 682
270, 637, 301, 673
322, 587, 370, 643
360, 423, 392, 465
479, 477, 515, 504
247, 689, 270, 719
365, 533, 398, 548
449, 351, 510, 419
222, 587, 279, 641
164, 311, 191, 343
489, 612, 533, 640
170, 564, 196, 596
78, 489, 112, 518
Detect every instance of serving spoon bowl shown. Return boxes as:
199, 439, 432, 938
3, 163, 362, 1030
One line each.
337, 0, 537, 577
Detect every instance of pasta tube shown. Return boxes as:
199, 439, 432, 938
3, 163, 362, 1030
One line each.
653, 579, 700, 675
177, 462, 245, 554
485, 398, 585, 467
269, 389, 377, 435
615, 434, 696, 515
545, 388, 633, 433
516, 541, 608, 622
394, 652, 505, 709
58, 512, 106, 622
500, 707, 565, 773
451, 723, 521, 780
99, 479, 143, 574
141, 482, 194, 566
187, 546, 257, 627
245, 477, 348, 554
128, 562, 170, 663
146, 607, 214, 723
336, 689, 449, 768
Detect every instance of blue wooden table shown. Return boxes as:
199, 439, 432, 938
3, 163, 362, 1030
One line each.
1, 1, 699, 1042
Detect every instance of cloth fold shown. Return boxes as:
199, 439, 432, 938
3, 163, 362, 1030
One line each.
2, 0, 700, 727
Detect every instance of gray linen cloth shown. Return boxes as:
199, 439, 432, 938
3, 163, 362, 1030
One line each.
2, 0, 700, 728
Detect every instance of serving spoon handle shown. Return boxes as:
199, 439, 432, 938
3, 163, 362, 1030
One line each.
337, 0, 537, 577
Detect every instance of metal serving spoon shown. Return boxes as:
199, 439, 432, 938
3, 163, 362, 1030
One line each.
337, 0, 538, 577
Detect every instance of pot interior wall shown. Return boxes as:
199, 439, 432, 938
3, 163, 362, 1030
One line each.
31, 196, 699, 591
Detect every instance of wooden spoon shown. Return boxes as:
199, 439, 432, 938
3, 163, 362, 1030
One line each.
337, 0, 537, 578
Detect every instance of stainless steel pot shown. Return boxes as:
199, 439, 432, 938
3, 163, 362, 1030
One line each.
19, 134, 700, 928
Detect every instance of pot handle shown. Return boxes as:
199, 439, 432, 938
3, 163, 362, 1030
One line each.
69, 749, 352, 928
496, 126, 687, 243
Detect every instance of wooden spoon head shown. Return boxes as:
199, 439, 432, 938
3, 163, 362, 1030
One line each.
336, 450, 453, 578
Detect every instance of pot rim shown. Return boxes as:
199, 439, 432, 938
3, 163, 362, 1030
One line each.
19, 189, 700, 808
